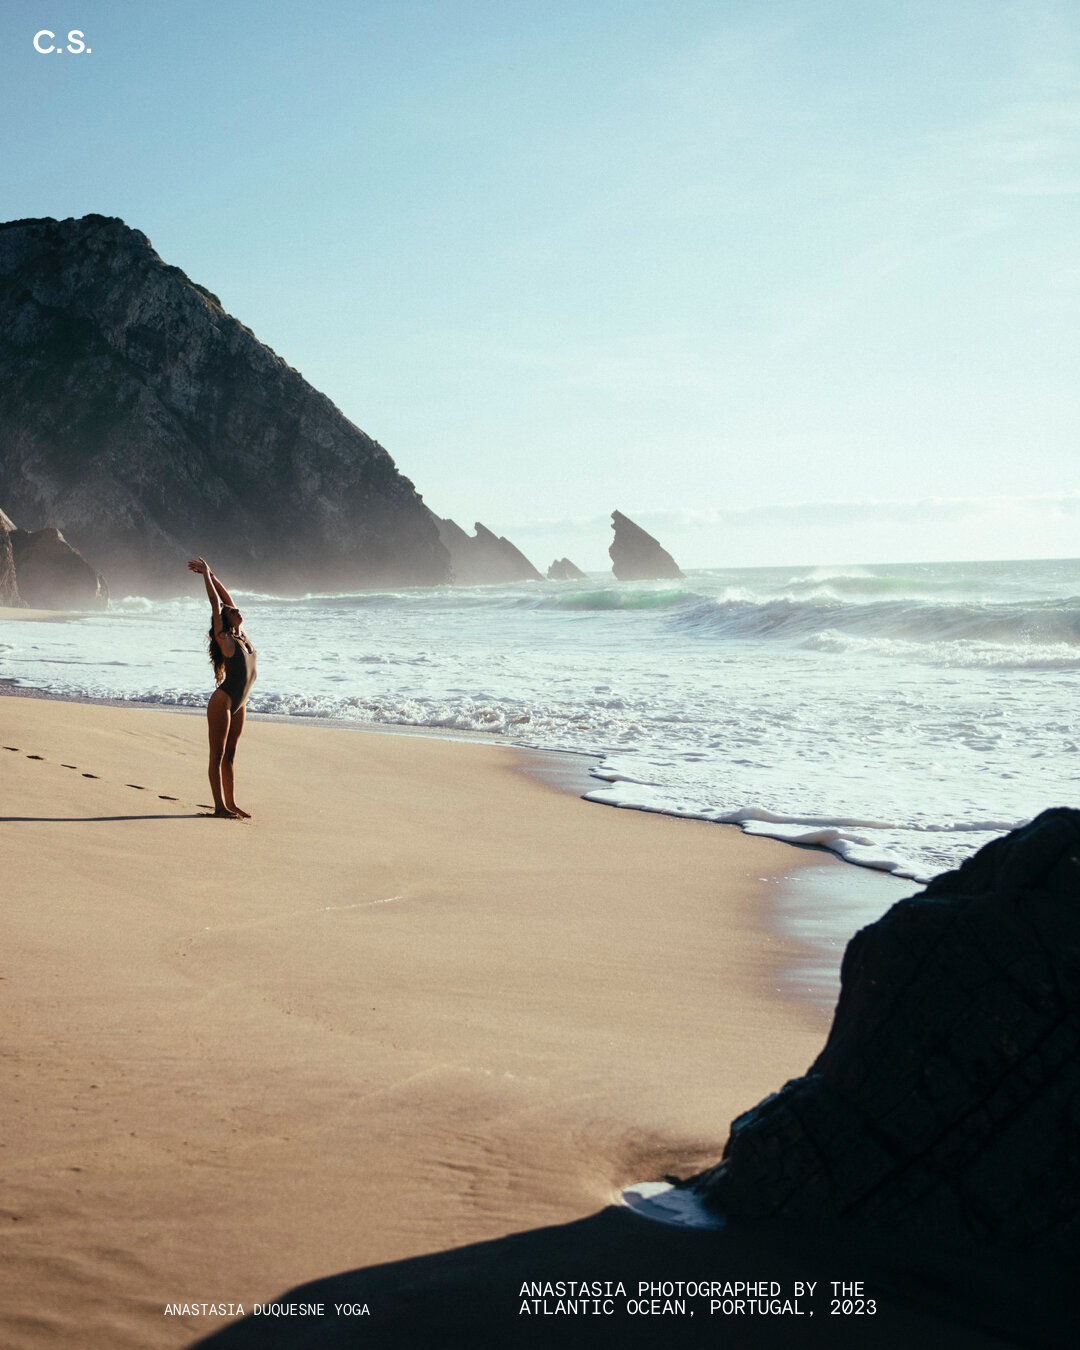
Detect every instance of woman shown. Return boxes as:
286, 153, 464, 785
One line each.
188, 556, 256, 818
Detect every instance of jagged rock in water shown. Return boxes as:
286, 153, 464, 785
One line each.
0, 215, 450, 596
431, 515, 543, 585
0, 508, 24, 606
6, 522, 108, 609
608, 510, 683, 581
547, 557, 586, 581
694, 808, 1080, 1252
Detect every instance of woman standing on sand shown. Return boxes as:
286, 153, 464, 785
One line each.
188, 557, 256, 819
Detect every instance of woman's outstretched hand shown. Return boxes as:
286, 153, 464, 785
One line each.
188, 557, 209, 575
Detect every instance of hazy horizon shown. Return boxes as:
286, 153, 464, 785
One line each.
4, 1, 1079, 572
481, 499, 1080, 574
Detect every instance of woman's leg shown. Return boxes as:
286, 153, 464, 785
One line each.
222, 704, 250, 818
207, 689, 236, 817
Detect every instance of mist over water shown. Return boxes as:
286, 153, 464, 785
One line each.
4, 557, 1079, 883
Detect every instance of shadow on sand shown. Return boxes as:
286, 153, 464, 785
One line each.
190, 1205, 1068, 1350
0, 813, 209, 822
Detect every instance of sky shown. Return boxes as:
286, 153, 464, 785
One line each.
3, 0, 1079, 570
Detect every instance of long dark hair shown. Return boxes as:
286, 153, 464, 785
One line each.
208, 626, 225, 685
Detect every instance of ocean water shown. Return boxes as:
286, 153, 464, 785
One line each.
3, 558, 1079, 885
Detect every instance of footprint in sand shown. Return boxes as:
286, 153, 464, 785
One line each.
9, 752, 186, 804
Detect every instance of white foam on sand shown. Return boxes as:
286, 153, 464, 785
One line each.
620, 1181, 724, 1230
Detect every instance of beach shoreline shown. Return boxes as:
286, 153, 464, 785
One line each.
8, 558, 1065, 885
0, 673, 911, 998
0, 691, 948, 1348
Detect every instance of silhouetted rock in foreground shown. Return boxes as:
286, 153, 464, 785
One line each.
1, 509, 106, 609
695, 808, 1080, 1252
547, 557, 586, 580
432, 516, 543, 585
608, 510, 683, 581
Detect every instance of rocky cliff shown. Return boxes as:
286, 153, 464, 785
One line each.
694, 809, 1080, 1253
1, 508, 108, 609
608, 510, 683, 581
0, 215, 450, 596
431, 515, 543, 585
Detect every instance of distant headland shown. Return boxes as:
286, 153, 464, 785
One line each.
0, 215, 683, 603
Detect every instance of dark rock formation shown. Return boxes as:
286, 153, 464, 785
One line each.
1, 507, 108, 609
695, 808, 1080, 1252
547, 557, 586, 581
608, 510, 683, 581
432, 515, 543, 585
0, 215, 450, 596
0, 508, 24, 606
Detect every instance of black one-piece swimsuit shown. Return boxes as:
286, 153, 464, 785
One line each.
220, 636, 257, 710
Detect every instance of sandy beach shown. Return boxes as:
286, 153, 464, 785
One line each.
1, 693, 1025, 1349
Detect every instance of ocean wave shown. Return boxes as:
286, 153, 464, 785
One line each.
802, 631, 1080, 669
781, 572, 988, 601
668, 594, 1080, 648
111, 594, 205, 615
527, 585, 700, 612
214, 578, 703, 616
248, 588, 459, 611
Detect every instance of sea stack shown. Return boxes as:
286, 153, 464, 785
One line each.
547, 557, 586, 580
693, 808, 1080, 1253
0, 215, 450, 597
608, 510, 684, 581
431, 516, 543, 585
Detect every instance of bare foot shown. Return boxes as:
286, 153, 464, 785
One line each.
226, 805, 252, 819
210, 806, 240, 819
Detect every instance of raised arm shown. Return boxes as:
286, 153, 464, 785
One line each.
188, 557, 237, 608
188, 557, 225, 632
208, 569, 236, 609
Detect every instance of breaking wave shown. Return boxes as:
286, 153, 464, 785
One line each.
668, 595, 1080, 648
